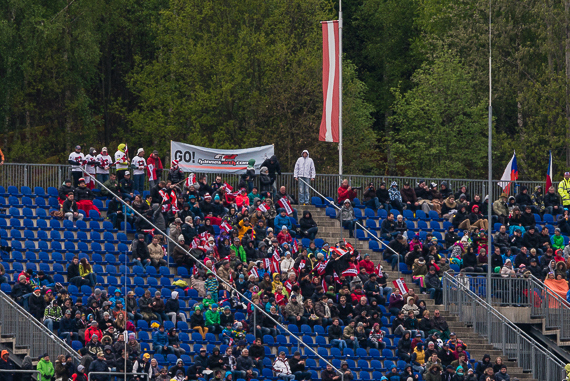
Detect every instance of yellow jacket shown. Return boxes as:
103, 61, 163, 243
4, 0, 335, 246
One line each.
79, 264, 92, 277
558, 179, 570, 206
237, 220, 254, 240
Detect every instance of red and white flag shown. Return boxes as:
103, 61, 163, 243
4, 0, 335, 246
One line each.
170, 190, 179, 213
392, 278, 409, 294
159, 189, 170, 212
220, 221, 232, 234
375, 263, 383, 278
319, 21, 340, 143
291, 239, 299, 255
333, 271, 341, 284
264, 258, 272, 273
249, 267, 259, 279
546, 150, 553, 190
277, 198, 293, 215
314, 260, 328, 276
344, 240, 354, 254
257, 203, 268, 213
184, 173, 196, 188
330, 247, 348, 257
341, 268, 359, 277
272, 250, 281, 263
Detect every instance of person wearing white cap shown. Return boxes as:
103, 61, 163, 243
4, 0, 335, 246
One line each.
95, 147, 111, 184
131, 148, 147, 194
68, 145, 85, 186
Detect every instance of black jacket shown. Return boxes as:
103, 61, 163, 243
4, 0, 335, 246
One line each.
520, 212, 536, 227
544, 192, 561, 207
74, 186, 93, 201
522, 231, 540, 249
376, 188, 390, 204
67, 262, 81, 279
261, 156, 282, 180
515, 188, 532, 206
168, 168, 185, 185
58, 184, 75, 200
299, 213, 317, 231
63, 199, 79, 214
452, 209, 469, 228
119, 178, 133, 194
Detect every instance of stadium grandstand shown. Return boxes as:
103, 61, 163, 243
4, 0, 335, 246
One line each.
0, 150, 567, 381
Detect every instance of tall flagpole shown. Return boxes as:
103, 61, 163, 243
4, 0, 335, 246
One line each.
487, 0, 493, 305
338, 0, 343, 181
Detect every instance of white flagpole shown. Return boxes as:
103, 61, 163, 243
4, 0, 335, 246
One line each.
338, 0, 343, 181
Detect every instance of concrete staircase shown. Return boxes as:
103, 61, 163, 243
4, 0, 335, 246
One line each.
304, 204, 536, 380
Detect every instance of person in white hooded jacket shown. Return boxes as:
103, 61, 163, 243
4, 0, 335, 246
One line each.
273, 352, 295, 381
294, 150, 316, 205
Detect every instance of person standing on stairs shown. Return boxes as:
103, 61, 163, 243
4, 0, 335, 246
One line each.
294, 150, 316, 206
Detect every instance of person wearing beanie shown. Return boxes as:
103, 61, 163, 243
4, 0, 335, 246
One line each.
37, 353, 55, 381
167, 160, 184, 184
205, 303, 221, 334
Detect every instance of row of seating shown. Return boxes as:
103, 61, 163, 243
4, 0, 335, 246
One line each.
0, 185, 149, 201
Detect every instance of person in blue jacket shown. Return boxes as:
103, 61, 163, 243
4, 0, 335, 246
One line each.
274, 209, 294, 235
152, 325, 172, 355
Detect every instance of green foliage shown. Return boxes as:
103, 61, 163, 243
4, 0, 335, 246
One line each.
128, 0, 378, 173
389, 53, 488, 178
3, 0, 570, 180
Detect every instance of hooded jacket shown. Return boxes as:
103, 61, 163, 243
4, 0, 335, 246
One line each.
261, 155, 282, 180
37, 358, 55, 381
114, 144, 129, 171
388, 182, 402, 202
293, 150, 316, 179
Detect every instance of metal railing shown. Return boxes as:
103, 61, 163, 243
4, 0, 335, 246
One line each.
0, 368, 40, 381
442, 273, 566, 381
88, 371, 149, 381
0, 290, 81, 363
457, 273, 570, 341
0, 163, 545, 201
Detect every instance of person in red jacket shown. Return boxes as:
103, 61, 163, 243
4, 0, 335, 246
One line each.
146, 150, 164, 189
358, 254, 375, 274
350, 285, 366, 305
337, 179, 358, 205
84, 321, 103, 343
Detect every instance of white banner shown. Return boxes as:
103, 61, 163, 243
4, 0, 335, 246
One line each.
170, 141, 275, 173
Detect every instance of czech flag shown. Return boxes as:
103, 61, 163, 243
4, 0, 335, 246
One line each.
546, 151, 553, 191
498, 151, 518, 194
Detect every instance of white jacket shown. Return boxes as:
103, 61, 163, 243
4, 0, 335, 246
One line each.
280, 257, 295, 273
294, 150, 316, 179
273, 358, 292, 375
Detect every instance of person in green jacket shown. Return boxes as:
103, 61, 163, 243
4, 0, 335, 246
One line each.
230, 238, 247, 263
551, 228, 565, 250
248, 188, 264, 205
205, 303, 222, 334
37, 353, 55, 381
